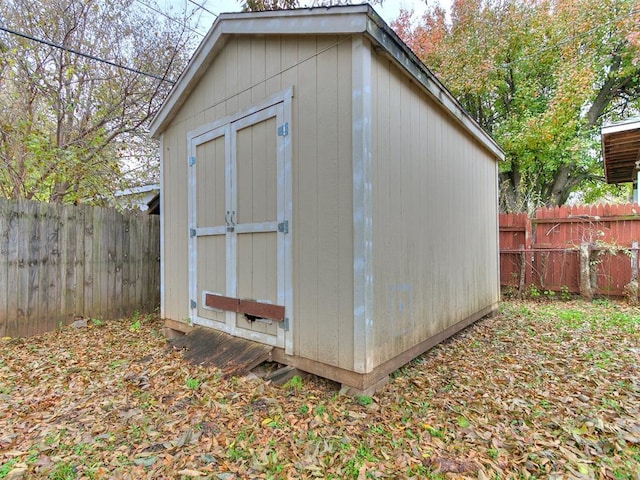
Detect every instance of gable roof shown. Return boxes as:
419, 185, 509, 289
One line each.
601, 117, 640, 184
149, 4, 504, 160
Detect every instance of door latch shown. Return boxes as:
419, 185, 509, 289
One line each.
277, 220, 289, 234
225, 211, 236, 232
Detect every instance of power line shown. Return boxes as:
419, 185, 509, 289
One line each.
199, 36, 351, 115
0, 25, 175, 83
133, 0, 205, 38
186, 0, 218, 17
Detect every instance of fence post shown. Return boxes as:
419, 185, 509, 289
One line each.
625, 240, 639, 304
518, 244, 526, 297
579, 243, 592, 300
525, 213, 533, 289
631, 241, 638, 282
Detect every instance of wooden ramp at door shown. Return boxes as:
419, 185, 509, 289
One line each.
169, 327, 273, 377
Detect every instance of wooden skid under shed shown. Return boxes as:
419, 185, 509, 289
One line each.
169, 327, 273, 377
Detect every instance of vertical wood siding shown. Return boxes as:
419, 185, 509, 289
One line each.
0, 199, 160, 338
369, 53, 499, 370
235, 115, 279, 337
195, 137, 227, 325
161, 35, 355, 369
161, 118, 191, 325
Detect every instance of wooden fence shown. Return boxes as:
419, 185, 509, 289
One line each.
500, 203, 640, 298
0, 198, 160, 337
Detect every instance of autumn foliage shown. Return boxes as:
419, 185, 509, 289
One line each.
393, 0, 640, 211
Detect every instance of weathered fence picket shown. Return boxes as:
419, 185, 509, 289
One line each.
500, 204, 640, 298
0, 198, 160, 337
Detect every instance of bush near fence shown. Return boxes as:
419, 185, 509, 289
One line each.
499, 203, 640, 299
0, 198, 160, 337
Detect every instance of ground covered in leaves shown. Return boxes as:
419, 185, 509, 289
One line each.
1, 300, 639, 479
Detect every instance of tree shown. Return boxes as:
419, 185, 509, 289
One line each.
0, 0, 195, 204
242, 0, 297, 10
393, 0, 640, 212
241, 0, 380, 11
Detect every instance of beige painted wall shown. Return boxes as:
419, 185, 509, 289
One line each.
160, 120, 191, 326
161, 34, 356, 370
368, 51, 499, 370
161, 32, 499, 375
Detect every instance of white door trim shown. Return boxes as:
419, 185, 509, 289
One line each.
229, 103, 287, 349
187, 123, 228, 325
186, 88, 293, 353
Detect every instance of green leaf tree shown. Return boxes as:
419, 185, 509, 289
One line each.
393, 0, 640, 211
0, 0, 194, 204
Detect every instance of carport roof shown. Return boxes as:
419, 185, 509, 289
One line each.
601, 117, 640, 184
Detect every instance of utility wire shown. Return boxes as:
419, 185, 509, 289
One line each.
199, 35, 351, 116
186, 0, 218, 17
133, 0, 205, 38
0, 25, 175, 83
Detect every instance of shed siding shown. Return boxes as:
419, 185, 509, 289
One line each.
162, 35, 355, 370
288, 35, 355, 370
369, 53, 499, 370
162, 120, 193, 323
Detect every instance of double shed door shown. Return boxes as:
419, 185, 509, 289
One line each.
188, 95, 292, 351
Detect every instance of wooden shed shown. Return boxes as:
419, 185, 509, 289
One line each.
150, 4, 504, 394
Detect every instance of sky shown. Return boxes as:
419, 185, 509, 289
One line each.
159, 1, 436, 37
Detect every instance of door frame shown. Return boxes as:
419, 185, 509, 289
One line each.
186, 87, 293, 353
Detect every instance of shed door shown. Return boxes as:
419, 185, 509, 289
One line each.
188, 100, 291, 351
191, 125, 229, 329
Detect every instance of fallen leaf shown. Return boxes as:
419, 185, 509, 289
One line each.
177, 469, 204, 477
133, 456, 158, 467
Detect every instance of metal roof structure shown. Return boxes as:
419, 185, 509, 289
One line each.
601, 117, 640, 184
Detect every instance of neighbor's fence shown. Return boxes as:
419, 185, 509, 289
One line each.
0, 198, 160, 337
500, 203, 640, 299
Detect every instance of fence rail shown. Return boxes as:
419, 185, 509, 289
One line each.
0, 198, 160, 337
500, 203, 640, 298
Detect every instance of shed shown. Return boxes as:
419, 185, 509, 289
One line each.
112, 184, 160, 211
150, 4, 504, 394
601, 118, 640, 199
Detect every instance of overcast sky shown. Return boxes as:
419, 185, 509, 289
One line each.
159, 1, 437, 36
206, 1, 430, 22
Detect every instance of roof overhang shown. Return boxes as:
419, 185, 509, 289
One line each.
149, 4, 504, 161
601, 118, 640, 184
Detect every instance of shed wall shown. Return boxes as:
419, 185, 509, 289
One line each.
160, 121, 191, 324
368, 51, 499, 370
161, 35, 356, 370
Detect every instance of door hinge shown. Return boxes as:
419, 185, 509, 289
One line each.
277, 122, 288, 137
188, 156, 196, 166
281, 317, 289, 331
277, 220, 289, 234
189, 228, 196, 238
190, 299, 197, 309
